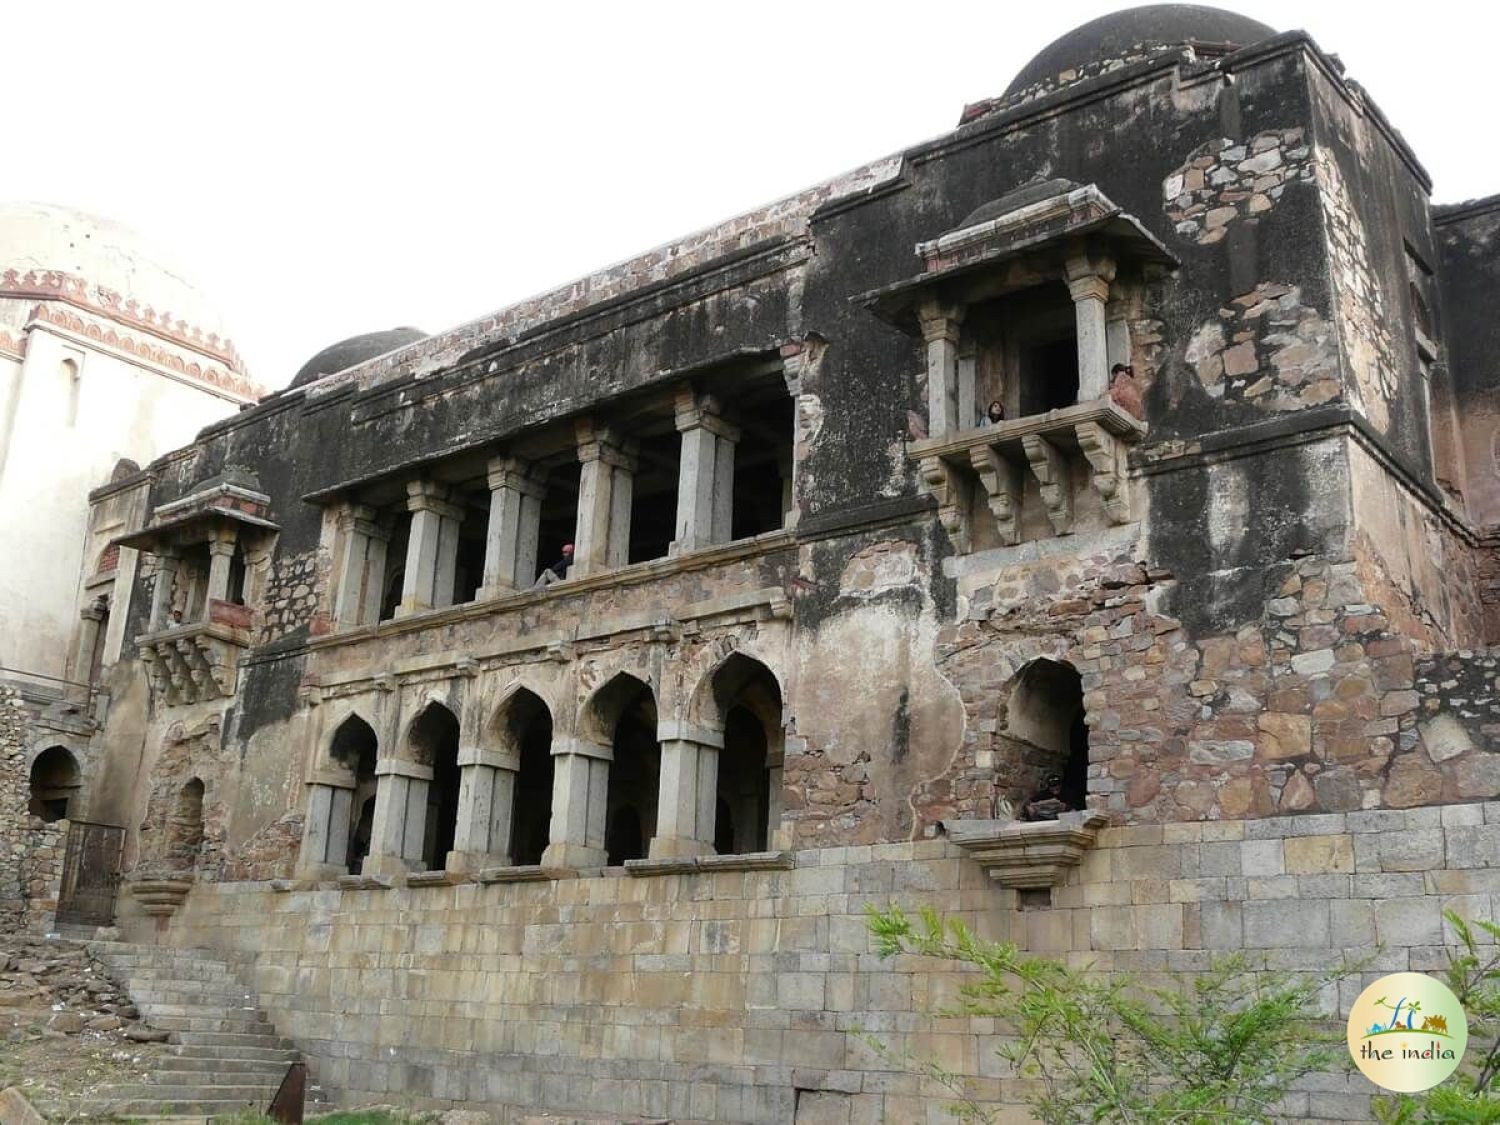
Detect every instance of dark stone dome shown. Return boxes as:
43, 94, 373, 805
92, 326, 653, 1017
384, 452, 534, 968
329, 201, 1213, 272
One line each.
1005, 4, 1276, 95
959, 177, 1082, 229
290, 327, 428, 388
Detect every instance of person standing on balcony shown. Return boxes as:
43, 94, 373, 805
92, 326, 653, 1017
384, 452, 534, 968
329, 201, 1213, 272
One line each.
1109, 363, 1144, 420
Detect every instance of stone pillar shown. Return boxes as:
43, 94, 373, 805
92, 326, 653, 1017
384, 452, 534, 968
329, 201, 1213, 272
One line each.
363, 757, 435, 875
649, 721, 723, 859
541, 738, 610, 868
296, 767, 356, 878
204, 533, 236, 609
957, 342, 979, 431
572, 422, 637, 579
148, 550, 179, 631
671, 390, 741, 555
333, 505, 391, 628
447, 746, 519, 872
70, 598, 106, 687
479, 457, 546, 598
918, 301, 966, 438
1065, 253, 1117, 403
398, 481, 464, 617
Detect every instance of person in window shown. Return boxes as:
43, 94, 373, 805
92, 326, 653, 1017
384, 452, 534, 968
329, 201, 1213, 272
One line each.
986, 399, 1006, 425
1021, 773, 1072, 822
532, 543, 575, 588
1109, 363, 1144, 420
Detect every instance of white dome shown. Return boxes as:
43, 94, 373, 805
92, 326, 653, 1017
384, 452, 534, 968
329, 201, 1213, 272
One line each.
0, 201, 234, 353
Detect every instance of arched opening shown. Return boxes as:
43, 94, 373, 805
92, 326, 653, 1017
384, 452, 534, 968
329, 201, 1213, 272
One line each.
1006, 658, 1089, 818
28, 746, 81, 821
703, 653, 782, 855
169, 777, 206, 870
330, 714, 379, 873
585, 674, 659, 865
491, 689, 555, 867
408, 702, 461, 871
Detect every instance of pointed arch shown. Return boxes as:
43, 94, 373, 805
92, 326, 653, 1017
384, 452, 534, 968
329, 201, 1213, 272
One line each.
326, 713, 379, 872
692, 653, 784, 854
406, 701, 461, 870
582, 672, 659, 864
489, 685, 555, 866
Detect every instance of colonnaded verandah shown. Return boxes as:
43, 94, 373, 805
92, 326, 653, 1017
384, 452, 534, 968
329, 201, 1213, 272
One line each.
3, 4, 1499, 1121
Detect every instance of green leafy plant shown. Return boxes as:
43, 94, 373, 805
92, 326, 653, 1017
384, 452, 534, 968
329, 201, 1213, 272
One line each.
867, 904, 1354, 1124
1376, 911, 1500, 1124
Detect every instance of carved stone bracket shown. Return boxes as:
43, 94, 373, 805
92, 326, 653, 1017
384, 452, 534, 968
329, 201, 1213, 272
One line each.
1075, 420, 1130, 524
947, 811, 1109, 888
129, 878, 194, 918
918, 455, 970, 553
1021, 433, 1073, 535
137, 622, 248, 706
969, 446, 1024, 546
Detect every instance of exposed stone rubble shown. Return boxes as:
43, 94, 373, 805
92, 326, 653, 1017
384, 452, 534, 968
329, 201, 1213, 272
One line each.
1165, 129, 1316, 244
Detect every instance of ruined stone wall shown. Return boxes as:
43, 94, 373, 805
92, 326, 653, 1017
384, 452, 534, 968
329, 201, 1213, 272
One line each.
0, 684, 33, 928
131, 802, 1500, 1124
1437, 198, 1500, 527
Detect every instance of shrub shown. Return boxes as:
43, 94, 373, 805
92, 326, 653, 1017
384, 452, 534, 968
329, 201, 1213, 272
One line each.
867, 904, 1353, 1124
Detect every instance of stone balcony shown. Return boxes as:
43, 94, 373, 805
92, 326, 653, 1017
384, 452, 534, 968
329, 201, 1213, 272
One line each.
907, 398, 1146, 552
137, 600, 251, 706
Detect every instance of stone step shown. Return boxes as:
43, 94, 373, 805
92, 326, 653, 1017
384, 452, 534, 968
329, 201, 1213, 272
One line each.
108, 1082, 285, 1100
171, 1038, 294, 1056
143, 1014, 277, 1034
139, 1000, 267, 1020
172, 1043, 299, 1063
157, 1056, 293, 1077
131, 984, 259, 1001
86, 1099, 273, 1117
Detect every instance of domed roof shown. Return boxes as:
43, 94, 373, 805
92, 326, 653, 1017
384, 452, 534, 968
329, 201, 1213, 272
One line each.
290, 328, 429, 389
1005, 5, 1276, 95
959, 177, 1082, 230
0, 201, 232, 346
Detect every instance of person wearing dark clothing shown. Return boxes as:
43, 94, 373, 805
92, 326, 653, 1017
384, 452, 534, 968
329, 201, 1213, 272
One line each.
1022, 773, 1073, 822
987, 399, 1006, 424
533, 543, 575, 588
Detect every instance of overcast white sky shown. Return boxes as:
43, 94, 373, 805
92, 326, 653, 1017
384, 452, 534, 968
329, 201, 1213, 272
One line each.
5, 1, 1494, 388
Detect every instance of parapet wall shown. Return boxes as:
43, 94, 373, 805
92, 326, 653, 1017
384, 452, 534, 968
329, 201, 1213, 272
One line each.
128, 802, 1500, 1124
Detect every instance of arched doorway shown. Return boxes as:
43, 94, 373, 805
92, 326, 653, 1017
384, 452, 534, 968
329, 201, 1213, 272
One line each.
1006, 658, 1088, 816
408, 702, 461, 871
584, 674, 660, 865
491, 688, 555, 866
28, 746, 81, 821
329, 714, 379, 873
702, 654, 782, 854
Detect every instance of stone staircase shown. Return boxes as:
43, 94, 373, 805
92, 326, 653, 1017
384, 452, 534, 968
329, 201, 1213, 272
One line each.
68, 941, 327, 1118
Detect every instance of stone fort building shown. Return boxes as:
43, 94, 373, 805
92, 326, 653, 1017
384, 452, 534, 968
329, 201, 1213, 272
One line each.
5, 4, 1500, 1120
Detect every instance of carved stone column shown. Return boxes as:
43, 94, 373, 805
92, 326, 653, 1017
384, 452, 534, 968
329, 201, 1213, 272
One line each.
148, 550, 179, 631
363, 757, 435, 875
573, 422, 637, 578
297, 767, 356, 879
447, 746, 519, 872
918, 301, 966, 438
332, 504, 391, 628
650, 721, 723, 859
541, 737, 610, 868
480, 456, 547, 597
398, 481, 464, 617
1065, 253, 1117, 402
671, 390, 740, 555
205, 533, 236, 610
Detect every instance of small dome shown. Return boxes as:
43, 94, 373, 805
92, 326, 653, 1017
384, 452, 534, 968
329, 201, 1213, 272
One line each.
959, 178, 1082, 230
1006, 4, 1276, 95
290, 328, 428, 388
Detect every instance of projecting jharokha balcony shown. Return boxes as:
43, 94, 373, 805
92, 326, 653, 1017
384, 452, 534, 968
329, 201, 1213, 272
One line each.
138, 600, 252, 705
908, 397, 1146, 552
